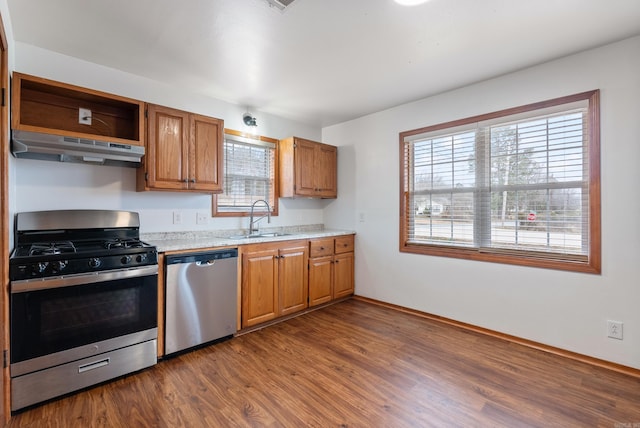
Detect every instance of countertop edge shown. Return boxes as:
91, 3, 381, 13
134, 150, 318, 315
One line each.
145, 229, 355, 253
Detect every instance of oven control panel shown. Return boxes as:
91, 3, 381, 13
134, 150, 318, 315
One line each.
10, 249, 158, 281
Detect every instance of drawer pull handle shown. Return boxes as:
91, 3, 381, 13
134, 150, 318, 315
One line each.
78, 357, 110, 373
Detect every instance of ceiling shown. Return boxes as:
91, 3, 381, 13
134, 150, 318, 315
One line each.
7, 0, 640, 127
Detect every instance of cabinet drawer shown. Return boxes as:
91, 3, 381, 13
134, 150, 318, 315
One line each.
310, 239, 334, 258
334, 235, 354, 254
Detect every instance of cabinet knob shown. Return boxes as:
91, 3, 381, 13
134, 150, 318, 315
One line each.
191, 179, 196, 183
320, 247, 325, 250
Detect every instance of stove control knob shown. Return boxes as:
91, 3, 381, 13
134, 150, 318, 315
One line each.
121, 255, 132, 265
136, 254, 148, 263
89, 258, 102, 268
35, 262, 48, 274
52, 260, 67, 272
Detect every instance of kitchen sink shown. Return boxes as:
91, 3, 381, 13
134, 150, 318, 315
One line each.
226, 232, 293, 239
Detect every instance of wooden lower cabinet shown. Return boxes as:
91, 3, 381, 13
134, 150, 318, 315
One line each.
241, 240, 308, 328
279, 245, 309, 316
242, 247, 279, 327
308, 235, 355, 307
333, 251, 355, 299
240, 235, 354, 328
308, 255, 334, 306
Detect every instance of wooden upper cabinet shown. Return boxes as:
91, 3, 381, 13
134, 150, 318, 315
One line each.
11, 72, 144, 145
315, 143, 338, 198
144, 105, 189, 190
138, 104, 223, 193
279, 137, 337, 198
191, 114, 224, 191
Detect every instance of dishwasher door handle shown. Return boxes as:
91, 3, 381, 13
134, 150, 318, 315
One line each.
195, 260, 216, 266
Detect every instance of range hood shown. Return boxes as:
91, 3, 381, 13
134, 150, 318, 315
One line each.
11, 130, 145, 168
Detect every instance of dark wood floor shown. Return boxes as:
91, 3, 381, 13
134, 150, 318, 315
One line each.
7, 299, 640, 427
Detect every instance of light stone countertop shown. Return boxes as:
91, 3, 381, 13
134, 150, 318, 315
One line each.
141, 224, 355, 253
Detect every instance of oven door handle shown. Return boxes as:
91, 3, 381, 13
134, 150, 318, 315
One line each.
10, 265, 159, 293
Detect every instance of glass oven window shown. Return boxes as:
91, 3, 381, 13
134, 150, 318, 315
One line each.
11, 274, 157, 364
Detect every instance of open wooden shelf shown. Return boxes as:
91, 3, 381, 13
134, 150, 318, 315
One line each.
11, 72, 144, 146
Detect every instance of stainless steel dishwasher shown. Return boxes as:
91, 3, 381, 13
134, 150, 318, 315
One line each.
165, 249, 238, 356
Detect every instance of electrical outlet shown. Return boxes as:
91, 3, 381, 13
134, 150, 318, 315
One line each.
607, 320, 623, 340
196, 212, 208, 225
79, 108, 92, 125
173, 211, 183, 225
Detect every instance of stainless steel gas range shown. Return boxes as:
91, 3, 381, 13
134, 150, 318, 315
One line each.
9, 210, 159, 411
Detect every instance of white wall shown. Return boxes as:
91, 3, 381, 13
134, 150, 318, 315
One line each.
11, 42, 328, 233
323, 36, 640, 369
2, 0, 16, 249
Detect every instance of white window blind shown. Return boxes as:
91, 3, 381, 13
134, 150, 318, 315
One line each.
400, 91, 600, 272
217, 134, 276, 213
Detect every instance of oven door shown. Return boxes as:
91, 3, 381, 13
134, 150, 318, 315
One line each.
10, 266, 158, 373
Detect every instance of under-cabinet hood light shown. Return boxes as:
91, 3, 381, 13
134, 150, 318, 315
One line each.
11, 130, 144, 168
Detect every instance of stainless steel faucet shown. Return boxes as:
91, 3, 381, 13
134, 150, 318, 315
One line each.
249, 199, 271, 235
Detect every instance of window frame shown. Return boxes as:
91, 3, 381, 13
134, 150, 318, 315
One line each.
399, 90, 601, 274
212, 128, 279, 218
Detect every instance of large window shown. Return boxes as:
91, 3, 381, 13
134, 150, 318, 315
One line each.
213, 129, 278, 217
400, 91, 600, 273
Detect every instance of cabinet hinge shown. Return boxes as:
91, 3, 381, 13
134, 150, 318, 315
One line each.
3, 350, 7, 368
145, 172, 149, 181
1, 87, 5, 107
144, 108, 148, 119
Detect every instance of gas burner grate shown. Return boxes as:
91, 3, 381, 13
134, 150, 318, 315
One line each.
103, 238, 144, 250
29, 241, 76, 256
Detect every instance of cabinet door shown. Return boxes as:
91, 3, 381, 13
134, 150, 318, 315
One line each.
146, 104, 190, 190
278, 244, 309, 316
294, 139, 318, 197
309, 256, 333, 307
242, 248, 279, 327
315, 144, 337, 198
333, 252, 354, 299
189, 113, 224, 192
